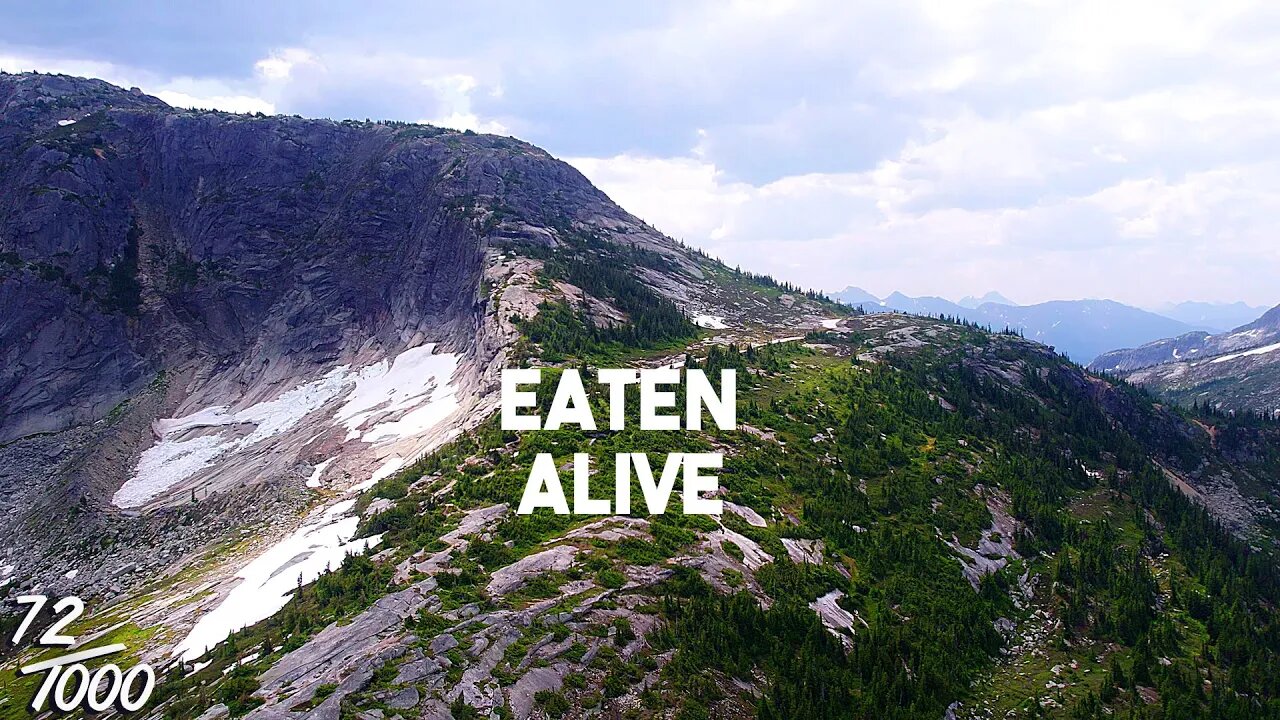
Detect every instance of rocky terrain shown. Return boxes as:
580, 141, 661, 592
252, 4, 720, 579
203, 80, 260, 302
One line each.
0, 72, 836, 601
1091, 305, 1280, 416
1, 73, 1278, 720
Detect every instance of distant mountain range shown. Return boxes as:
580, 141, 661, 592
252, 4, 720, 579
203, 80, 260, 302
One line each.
1153, 301, 1270, 331
832, 287, 1217, 363
1089, 305, 1280, 416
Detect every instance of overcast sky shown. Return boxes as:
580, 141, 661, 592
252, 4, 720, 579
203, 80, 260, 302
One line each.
3, 1, 1278, 308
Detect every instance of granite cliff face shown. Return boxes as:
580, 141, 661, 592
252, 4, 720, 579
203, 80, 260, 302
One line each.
0, 72, 631, 444
0, 72, 830, 599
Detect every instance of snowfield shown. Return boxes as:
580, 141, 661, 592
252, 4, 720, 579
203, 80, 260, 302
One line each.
336, 345, 461, 443
174, 499, 382, 662
351, 455, 406, 493
113, 344, 461, 508
306, 457, 336, 488
692, 314, 728, 330
1209, 341, 1280, 365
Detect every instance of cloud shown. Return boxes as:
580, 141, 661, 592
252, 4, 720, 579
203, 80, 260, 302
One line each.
254, 48, 317, 81
2, 0, 1278, 307
0, 51, 275, 115
571, 146, 1280, 307
418, 74, 510, 134
0, 45, 511, 131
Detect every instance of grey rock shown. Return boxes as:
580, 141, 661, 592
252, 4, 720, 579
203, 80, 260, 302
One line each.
384, 686, 420, 709
194, 704, 230, 720
507, 666, 565, 719
0, 73, 663, 448
394, 656, 449, 685
256, 580, 435, 692
429, 633, 459, 654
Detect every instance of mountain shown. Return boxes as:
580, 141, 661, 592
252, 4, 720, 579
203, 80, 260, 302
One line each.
958, 290, 1015, 308
976, 299, 1202, 365
2, 74, 1279, 720
0, 70, 831, 570
1154, 300, 1271, 332
830, 289, 1199, 362
832, 285, 881, 308
1091, 305, 1280, 415
880, 291, 969, 318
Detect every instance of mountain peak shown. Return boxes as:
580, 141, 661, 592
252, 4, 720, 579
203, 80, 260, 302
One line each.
832, 286, 881, 306
1240, 303, 1280, 332
0, 70, 169, 118
958, 290, 1016, 308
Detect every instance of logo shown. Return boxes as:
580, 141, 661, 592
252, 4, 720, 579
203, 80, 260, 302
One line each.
12, 595, 155, 713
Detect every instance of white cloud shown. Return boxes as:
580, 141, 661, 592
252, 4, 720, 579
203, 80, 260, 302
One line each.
418, 74, 509, 134
2, 46, 510, 132
254, 48, 318, 81
0, 52, 275, 115
557, 0, 1280, 306
572, 145, 1280, 307
4, 0, 1279, 306
154, 90, 275, 114
568, 154, 753, 242
428, 111, 508, 134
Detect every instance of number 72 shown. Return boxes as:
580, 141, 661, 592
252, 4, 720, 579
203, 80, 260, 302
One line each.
12, 595, 84, 647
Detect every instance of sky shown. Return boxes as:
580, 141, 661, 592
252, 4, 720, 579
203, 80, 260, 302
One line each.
2, 0, 1278, 308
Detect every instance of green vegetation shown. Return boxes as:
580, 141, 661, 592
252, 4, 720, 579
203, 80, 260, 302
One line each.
515, 230, 698, 362
102, 218, 142, 315
138, 259, 1279, 719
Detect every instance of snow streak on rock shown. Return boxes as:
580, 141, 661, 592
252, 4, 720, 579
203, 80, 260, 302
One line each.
113, 367, 353, 507
113, 345, 461, 507
174, 499, 382, 662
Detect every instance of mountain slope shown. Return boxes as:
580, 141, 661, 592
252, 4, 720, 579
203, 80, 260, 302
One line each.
0, 71, 835, 599
1091, 305, 1280, 415
979, 299, 1202, 364
0, 74, 1278, 720
139, 315, 1280, 720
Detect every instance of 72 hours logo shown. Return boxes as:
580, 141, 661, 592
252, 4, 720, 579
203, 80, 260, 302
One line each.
12, 595, 155, 713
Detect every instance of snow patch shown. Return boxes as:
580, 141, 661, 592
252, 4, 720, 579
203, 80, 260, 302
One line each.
336, 345, 461, 443
692, 314, 728, 330
1208, 341, 1280, 365
115, 345, 460, 508
306, 457, 336, 488
174, 501, 382, 662
351, 455, 405, 493
113, 367, 352, 507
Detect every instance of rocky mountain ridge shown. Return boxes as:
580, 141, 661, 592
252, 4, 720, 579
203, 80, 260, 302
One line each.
0, 71, 836, 602
1091, 304, 1280, 416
